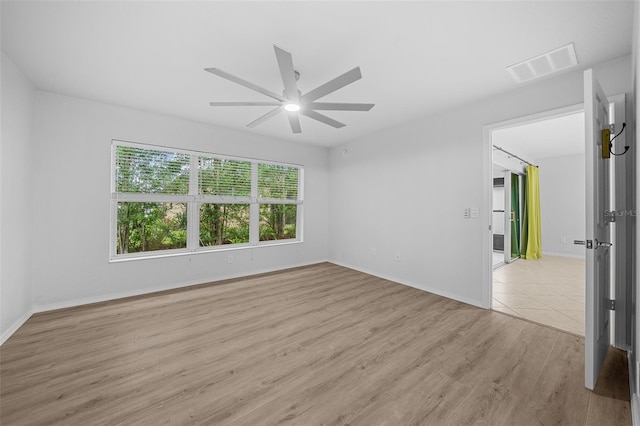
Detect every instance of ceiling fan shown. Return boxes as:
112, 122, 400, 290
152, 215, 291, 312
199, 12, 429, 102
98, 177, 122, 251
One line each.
205, 45, 375, 134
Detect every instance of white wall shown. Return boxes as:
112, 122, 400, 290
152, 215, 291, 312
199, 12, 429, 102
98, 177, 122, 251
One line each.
1, 53, 35, 342
328, 55, 632, 308
30, 92, 329, 310
538, 153, 586, 258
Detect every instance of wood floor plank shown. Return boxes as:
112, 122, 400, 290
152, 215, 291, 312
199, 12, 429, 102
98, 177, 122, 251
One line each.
503, 332, 608, 426
0, 262, 631, 425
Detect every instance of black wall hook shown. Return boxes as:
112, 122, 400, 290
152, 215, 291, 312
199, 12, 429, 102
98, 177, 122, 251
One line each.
610, 122, 629, 156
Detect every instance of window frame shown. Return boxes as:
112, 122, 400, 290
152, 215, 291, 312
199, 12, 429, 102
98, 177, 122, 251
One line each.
110, 140, 303, 261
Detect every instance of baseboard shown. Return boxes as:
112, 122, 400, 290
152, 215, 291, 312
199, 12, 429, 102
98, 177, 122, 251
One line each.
329, 260, 484, 309
1, 308, 35, 346
33, 259, 329, 313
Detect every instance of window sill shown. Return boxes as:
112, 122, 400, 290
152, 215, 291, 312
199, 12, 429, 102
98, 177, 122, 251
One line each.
109, 240, 303, 263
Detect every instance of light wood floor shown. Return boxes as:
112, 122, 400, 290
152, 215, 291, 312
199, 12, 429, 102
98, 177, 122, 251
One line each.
1, 263, 630, 425
493, 255, 585, 335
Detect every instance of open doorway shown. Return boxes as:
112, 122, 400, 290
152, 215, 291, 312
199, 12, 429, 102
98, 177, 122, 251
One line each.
489, 108, 587, 336
492, 161, 525, 269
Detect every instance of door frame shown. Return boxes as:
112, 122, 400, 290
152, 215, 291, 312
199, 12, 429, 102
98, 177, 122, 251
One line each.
504, 169, 512, 264
609, 94, 630, 350
482, 103, 583, 309
505, 170, 525, 263
493, 163, 524, 266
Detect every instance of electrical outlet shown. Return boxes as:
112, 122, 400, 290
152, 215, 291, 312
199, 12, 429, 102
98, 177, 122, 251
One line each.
227, 255, 234, 264
561, 236, 567, 244
471, 208, 479, 218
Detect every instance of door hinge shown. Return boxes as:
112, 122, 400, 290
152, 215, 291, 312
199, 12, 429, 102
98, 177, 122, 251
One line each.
609, 299, 616, 310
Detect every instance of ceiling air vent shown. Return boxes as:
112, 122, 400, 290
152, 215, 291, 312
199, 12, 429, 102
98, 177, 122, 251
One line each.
507, 43, 578, 84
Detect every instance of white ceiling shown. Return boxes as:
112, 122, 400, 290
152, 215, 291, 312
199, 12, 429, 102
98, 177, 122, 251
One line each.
1, 1, 633, 147
492, 111, 585, 162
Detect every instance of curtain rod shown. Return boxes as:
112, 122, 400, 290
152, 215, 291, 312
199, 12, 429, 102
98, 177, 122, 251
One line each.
492, 145, 538, 168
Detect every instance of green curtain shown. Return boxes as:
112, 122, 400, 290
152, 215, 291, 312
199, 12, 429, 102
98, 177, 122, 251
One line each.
510, 173, 521, 258
520, 165, 542, 260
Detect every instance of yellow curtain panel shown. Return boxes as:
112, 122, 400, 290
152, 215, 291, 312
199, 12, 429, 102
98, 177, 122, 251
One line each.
521, 165, 542, 260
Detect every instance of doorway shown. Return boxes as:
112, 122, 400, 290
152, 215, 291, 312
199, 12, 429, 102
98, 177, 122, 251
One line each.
487, 107, 587, 335
492, 165, 524, 270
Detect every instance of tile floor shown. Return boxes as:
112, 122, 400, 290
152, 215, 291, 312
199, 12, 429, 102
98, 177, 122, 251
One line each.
492, 251, 504, 269
492, 255, 585, 336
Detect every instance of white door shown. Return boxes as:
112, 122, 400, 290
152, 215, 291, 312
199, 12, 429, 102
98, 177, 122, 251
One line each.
584, 69, 612, 390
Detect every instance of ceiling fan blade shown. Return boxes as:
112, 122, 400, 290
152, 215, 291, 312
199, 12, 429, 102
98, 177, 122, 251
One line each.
301, 110, 345, 128
247, 106, 283, 128
205, 68, 286, 102
309, 102, 374, 111
274, 45, 299, 101
210, 101, 282, 107
302, 67, 362, 103
286, 112, 302, 134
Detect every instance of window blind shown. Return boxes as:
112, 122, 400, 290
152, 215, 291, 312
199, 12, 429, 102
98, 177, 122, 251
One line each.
198, 157, 251, 197
258, 164, 299, 200
115, 145, 190, 194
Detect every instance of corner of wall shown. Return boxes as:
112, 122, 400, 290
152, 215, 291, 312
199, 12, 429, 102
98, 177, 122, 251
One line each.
0, 52, 37, 345
0, 307, 34, 346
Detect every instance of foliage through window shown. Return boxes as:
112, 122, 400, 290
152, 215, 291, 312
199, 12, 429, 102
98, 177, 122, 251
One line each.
260, 204, 297, 241
111, 141, 302, 259
199, 204, 250, 246
117, 202, 188, 254
257, 164, 299, 241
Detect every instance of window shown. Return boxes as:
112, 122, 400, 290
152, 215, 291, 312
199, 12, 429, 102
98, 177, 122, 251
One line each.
111, 141, 303, 260
258, 164, 299, 241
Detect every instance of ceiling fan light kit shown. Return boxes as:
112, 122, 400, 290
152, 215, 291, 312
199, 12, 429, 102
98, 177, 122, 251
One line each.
205, 45, 374, 134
